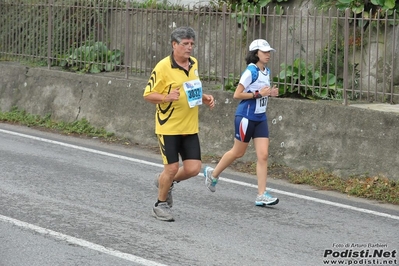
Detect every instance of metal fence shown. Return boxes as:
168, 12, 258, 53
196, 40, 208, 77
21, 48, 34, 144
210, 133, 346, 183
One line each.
1, 0, 398, 104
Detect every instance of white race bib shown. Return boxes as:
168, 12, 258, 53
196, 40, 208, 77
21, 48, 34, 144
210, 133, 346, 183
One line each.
183, 79, 203, 108
254, 96, 268, 114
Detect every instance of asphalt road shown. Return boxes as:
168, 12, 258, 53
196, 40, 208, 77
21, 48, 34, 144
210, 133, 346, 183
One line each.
1, 123, 398, 266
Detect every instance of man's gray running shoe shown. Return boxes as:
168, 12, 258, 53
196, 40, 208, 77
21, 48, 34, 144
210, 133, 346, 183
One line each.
154, 175, 174, 207
255, 192, 279, 206
204, 166, 218, 192
152, 202, 174, 222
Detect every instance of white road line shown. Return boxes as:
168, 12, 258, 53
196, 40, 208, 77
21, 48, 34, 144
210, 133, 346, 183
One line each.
0, 215, 167, 266
2, 129, 399, 223
221, 178, 399, 220
0, 129, 162, 168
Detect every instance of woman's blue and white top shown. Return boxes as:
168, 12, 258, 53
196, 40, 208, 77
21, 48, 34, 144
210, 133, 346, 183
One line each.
235, 63, 271, 121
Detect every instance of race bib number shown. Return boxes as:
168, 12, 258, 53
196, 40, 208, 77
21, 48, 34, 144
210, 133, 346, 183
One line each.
254, 96, 268, 114
183, 79, 203, 108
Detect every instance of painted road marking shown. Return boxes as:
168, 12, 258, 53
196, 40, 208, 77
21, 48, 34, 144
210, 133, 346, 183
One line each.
1, 128, 398, 222
0, 214, 167, 266
1, 128, 398, 265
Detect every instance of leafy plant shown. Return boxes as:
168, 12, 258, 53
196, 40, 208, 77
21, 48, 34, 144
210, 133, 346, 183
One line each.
273, 58, 342, 100
224, 73, 240, 92
230, 0, 286, 32
330, 0, 399, 27
131, 0, 181, 10
58, 41, 123, 74
0, 0, 123, 66
336, 0, 397, 15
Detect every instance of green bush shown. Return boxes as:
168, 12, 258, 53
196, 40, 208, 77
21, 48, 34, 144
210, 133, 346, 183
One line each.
273, 58, 342, 100
319, 0, 399, 27
58, 41, 123, 74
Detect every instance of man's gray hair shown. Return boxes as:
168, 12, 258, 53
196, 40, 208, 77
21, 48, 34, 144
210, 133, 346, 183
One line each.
170, 26, 196, 44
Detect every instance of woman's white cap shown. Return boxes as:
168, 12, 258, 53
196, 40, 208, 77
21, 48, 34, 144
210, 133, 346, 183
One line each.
249, 39, 276, 52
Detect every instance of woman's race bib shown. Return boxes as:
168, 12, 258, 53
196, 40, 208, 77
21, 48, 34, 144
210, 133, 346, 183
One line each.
254, 96, 268, 114
183, 79, 203, 108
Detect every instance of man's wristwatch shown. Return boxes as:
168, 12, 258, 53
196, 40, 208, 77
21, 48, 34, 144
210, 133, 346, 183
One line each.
253, 90, 262, 99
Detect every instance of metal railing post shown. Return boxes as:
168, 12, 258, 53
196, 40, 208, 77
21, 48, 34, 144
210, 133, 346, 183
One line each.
125, 0, 130, 79
47, 0, 53, 69
221, 3, 226, 90
390, 12, 397, 103
343, 8, 349, 106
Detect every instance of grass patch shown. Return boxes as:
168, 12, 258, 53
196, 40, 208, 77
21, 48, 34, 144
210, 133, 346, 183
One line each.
287, 168, 399, 204
202, 157, 399, 206
1, 107, 398, 205
0, 107, 114, 138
